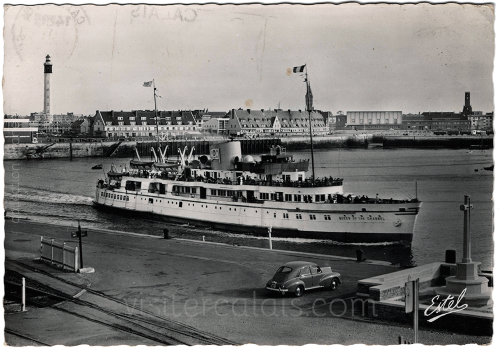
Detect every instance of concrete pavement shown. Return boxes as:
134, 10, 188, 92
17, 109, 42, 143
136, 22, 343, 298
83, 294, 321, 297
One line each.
4, 220, 492, 345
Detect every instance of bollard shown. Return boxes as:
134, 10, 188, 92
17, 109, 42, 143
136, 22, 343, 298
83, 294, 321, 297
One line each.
22, 277, 26, 312
268, 227, 273, 250
445, 250, 456, 264
163, 229, 169, 239
202, 235, 205, 242
356, 249, 364, 262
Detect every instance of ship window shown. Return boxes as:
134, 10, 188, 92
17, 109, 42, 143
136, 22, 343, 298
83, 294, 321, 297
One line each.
324, 215, 331, 220
399, 208, 406, 212
192, 188, 197, 194
283, 213, 289, 219
315, 194, 325, 202
126, 196, 129, 201
294, 195, 301, 202
274, 212, 277, 218
285, 194, 292, 201
362, 208, 366, 212
211, 189, 217, 196
296, 214, 302, 219
179, 202, 182, 208
149, 198, 153, 204
309, 214, 316, 220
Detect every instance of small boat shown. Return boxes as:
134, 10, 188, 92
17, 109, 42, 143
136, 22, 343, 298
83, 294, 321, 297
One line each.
92, 164, 103, 170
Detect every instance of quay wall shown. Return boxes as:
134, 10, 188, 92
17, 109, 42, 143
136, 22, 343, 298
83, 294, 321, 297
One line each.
383, 135, 493, 148
3, 134, 493, 160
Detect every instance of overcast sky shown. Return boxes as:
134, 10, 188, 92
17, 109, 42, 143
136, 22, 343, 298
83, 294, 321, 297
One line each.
3, 3, 494, 116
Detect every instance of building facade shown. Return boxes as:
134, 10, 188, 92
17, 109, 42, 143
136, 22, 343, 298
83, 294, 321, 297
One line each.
402, 112, 470, 132
92, 110, 197, 138
346, 111, 403, 130
4, 118, 38, 144
469, 111, 493, 131
226, 108, 329, 136
71, 117, 93, 135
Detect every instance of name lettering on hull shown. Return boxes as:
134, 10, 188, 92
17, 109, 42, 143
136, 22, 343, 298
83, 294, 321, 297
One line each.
339, 214, 385, 221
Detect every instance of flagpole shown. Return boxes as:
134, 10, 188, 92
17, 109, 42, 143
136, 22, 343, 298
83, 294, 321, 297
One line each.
305, 65, 316, 182
153, 79, 160, 150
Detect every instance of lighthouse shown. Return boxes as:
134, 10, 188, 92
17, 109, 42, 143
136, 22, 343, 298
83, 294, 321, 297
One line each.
43, 54, 52, 115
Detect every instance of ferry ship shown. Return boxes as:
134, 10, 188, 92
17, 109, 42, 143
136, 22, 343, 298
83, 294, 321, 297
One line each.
94, 68, 421, 243
94, 140, 422, 243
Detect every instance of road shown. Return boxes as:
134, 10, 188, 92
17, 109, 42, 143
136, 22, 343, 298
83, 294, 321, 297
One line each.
4, 220, 492, 345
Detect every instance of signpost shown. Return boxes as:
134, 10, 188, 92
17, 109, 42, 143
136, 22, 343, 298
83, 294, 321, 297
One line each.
71, 221, 87, 269
405, 277, 419, 343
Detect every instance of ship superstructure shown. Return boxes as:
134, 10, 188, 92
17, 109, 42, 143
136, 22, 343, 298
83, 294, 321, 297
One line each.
94, 141, 421, 243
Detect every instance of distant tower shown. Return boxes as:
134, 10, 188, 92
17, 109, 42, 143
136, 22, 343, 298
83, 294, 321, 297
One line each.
43, 54, 52, 115
462, 91, 472, 116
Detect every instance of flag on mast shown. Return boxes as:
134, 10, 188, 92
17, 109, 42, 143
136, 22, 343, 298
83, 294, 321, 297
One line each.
293, 65, 306, 73
143, 81, 153, 87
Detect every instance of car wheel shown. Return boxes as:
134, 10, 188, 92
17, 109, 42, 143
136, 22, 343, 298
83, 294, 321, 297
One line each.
294, 285, 304, 297
330, 278, 339, 291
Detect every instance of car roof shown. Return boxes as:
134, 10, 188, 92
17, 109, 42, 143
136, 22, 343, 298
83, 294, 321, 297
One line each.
282, 261, 316, 268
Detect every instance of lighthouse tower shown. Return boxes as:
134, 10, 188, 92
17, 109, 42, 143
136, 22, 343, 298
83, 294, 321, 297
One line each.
43, 54, 52, 115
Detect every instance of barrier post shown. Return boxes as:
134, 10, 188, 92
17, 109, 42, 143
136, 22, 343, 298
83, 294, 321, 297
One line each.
202, 235, 205, 242
62, 243, 66, 269
51, 239, 54, 264
268, 227, 273, 250
74, 246, 79, 272
21, 277, 26, 312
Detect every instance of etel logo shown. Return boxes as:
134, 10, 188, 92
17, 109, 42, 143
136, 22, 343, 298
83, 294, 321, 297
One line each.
424, 288, 468, 322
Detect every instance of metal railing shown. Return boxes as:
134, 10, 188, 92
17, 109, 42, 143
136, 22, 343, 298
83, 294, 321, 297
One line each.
40, 237, 80, 272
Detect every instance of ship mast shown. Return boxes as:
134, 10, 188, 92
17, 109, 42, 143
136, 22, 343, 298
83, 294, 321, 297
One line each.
304, 66, 316, 182
153, 80, 160, 149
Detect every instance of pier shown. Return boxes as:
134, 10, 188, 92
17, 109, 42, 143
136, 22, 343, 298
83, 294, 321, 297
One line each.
4, 220, 492, 345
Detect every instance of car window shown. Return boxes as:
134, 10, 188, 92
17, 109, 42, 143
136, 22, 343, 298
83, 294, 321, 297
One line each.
276, 266, 293, 274
300, 266, 311, 275
311, 265, 321, 274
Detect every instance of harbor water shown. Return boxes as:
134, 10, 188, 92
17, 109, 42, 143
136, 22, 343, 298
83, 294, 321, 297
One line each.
4, 147, 493, 269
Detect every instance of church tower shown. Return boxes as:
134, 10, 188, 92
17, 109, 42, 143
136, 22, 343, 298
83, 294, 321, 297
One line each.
462, 91, 472, 116
43, 54, 52, 115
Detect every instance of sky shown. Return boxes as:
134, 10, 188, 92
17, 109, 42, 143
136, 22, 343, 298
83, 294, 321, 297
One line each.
2, 3, 495, 116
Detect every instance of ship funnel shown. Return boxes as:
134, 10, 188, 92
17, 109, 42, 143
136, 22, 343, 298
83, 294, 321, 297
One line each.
209, 141, 242, 171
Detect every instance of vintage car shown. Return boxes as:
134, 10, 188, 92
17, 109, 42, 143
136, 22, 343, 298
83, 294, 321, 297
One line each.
265, 261, 341, 297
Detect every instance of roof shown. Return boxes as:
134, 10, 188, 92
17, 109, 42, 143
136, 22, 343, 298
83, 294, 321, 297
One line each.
282, 261, 316, 269
95, 110, 197, 126
233, 109, 326, 128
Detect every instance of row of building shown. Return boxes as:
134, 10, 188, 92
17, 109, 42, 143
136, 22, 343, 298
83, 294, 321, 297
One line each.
5, 107, 493, 144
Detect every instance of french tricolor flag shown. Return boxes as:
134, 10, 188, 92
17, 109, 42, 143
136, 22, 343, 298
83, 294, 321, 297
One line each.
293, 65, 306, 73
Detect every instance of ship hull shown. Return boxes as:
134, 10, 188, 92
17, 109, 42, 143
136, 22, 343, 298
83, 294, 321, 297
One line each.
94, 200, 412, 243
93, 184, 420, 244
